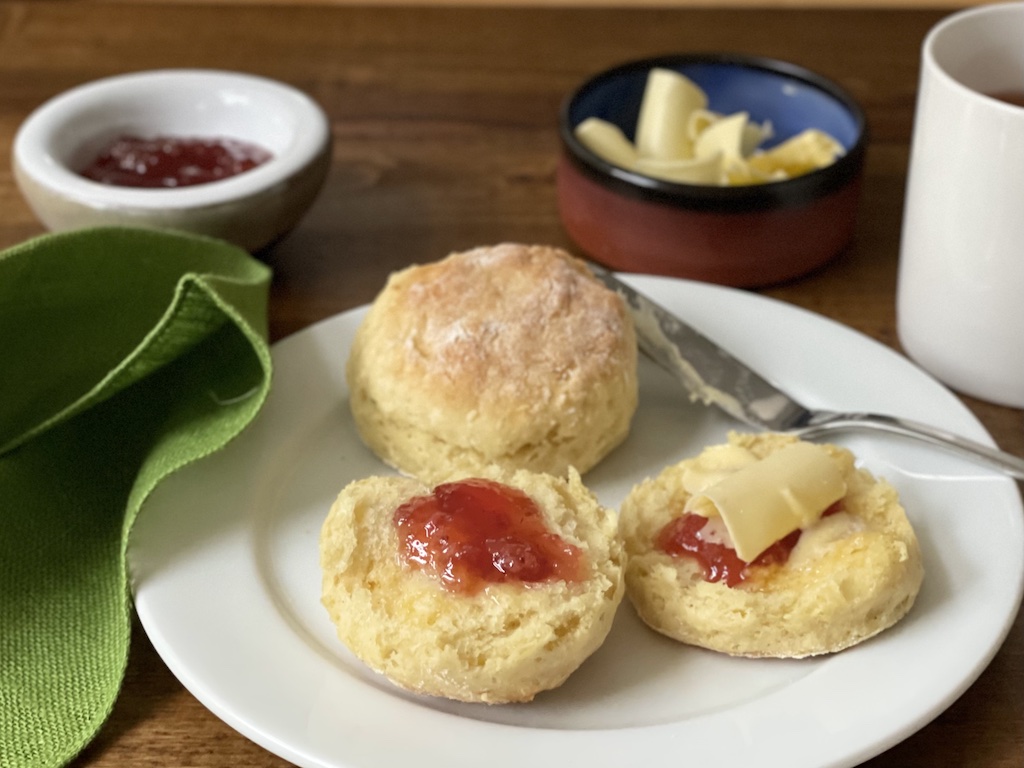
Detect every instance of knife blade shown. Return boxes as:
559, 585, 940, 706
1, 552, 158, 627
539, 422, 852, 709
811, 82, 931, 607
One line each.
586, 260, 811, 431
585, 259, 1024, 480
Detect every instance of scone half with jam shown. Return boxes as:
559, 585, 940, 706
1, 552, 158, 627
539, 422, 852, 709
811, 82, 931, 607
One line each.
620, 432, 924, 658
319, 466, 625, 703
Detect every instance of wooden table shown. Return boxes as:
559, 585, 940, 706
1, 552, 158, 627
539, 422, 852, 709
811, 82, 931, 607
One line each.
1, 3, 1021, 766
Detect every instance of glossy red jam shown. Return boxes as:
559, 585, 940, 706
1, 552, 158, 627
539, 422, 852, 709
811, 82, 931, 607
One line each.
79, 135, 272, 188
393, 478, 586, 594
657, 500, 844, 587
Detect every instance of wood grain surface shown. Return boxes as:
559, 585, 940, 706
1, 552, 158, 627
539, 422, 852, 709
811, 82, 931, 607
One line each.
109, 0, 987, 8
0, 3, 1020, 767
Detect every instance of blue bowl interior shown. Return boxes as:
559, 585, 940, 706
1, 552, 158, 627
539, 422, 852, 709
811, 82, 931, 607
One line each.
568, 59, 862, 151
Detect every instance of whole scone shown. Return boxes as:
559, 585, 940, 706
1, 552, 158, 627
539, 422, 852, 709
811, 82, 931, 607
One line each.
346, 243, 638, 483
319, 466, 626, 703
620, 433, 924, 658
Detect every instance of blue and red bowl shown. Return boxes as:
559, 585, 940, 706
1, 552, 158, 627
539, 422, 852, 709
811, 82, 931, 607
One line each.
557, 53, 867, 287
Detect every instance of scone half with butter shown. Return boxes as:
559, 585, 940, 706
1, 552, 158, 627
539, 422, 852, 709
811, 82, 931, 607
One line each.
620, 432, 924, 658
319, 466, 625, 703
346, 243, 638, 484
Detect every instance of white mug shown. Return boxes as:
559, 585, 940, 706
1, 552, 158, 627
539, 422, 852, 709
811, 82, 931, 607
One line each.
897, 2, 1024, 409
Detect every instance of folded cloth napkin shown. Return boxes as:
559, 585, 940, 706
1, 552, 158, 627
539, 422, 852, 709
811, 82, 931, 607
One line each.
0, 227, 273, 768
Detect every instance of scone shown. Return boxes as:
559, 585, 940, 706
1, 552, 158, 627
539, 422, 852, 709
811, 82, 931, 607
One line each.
620, 432, 923, 658
319, 466, 626, 703
346, 243, 638, 483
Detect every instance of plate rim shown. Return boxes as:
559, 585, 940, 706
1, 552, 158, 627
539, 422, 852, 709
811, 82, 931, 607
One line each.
131, 274, 1024, 768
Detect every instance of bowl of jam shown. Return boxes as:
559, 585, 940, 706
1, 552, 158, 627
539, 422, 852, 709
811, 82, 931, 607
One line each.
13, 69, 331, 253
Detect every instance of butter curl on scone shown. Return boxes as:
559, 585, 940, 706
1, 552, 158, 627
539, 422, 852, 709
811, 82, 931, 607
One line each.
620, 432, 924, 658
346, 243, 638, 483
319, 466, 626, 703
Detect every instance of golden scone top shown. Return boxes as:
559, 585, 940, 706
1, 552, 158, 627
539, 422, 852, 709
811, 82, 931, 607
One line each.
346, 243, 639, 482
385, 243, 632, 405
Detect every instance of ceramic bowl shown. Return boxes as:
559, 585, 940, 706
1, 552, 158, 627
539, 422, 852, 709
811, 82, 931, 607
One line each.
557, 53, 867, 287
13, 69, 331, 253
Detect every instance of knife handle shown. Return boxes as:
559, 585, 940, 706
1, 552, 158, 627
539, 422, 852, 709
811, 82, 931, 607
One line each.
797, 411, 1024, 481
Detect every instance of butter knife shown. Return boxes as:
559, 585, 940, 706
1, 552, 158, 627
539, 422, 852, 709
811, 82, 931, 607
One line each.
587, 261, 1024, 481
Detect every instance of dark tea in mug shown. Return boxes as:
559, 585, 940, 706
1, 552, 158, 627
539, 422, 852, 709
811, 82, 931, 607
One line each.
987, 90, 1024, 107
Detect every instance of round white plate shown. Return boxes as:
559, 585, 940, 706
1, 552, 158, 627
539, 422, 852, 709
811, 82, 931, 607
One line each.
130, 275, 1023, 768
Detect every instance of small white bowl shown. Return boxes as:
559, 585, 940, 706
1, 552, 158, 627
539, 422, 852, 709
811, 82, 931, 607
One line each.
13, 69, 331, 252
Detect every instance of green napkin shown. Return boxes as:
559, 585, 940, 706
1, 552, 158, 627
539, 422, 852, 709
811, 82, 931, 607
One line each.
0, 227, 273, 768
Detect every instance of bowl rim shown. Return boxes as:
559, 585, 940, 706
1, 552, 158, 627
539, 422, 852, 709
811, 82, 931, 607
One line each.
12, 68, 331, 212
558, 52, 868, 213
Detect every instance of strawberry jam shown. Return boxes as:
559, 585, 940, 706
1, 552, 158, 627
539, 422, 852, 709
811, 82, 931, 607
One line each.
79, 135, 272, 188
393, 478, 586, 594
657, 500, 844, 587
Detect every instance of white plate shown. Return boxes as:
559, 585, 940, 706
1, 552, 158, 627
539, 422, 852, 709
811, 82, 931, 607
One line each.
130, 275, 1024, 768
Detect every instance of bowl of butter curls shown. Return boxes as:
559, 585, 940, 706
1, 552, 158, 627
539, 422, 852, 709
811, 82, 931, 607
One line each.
557, 53, 867, 287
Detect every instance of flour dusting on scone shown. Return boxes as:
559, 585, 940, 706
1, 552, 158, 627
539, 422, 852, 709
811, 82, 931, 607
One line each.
345, 243, 638, 483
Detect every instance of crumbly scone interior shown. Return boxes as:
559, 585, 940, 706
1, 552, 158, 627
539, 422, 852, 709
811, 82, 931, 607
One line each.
320, 466, 626, 703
